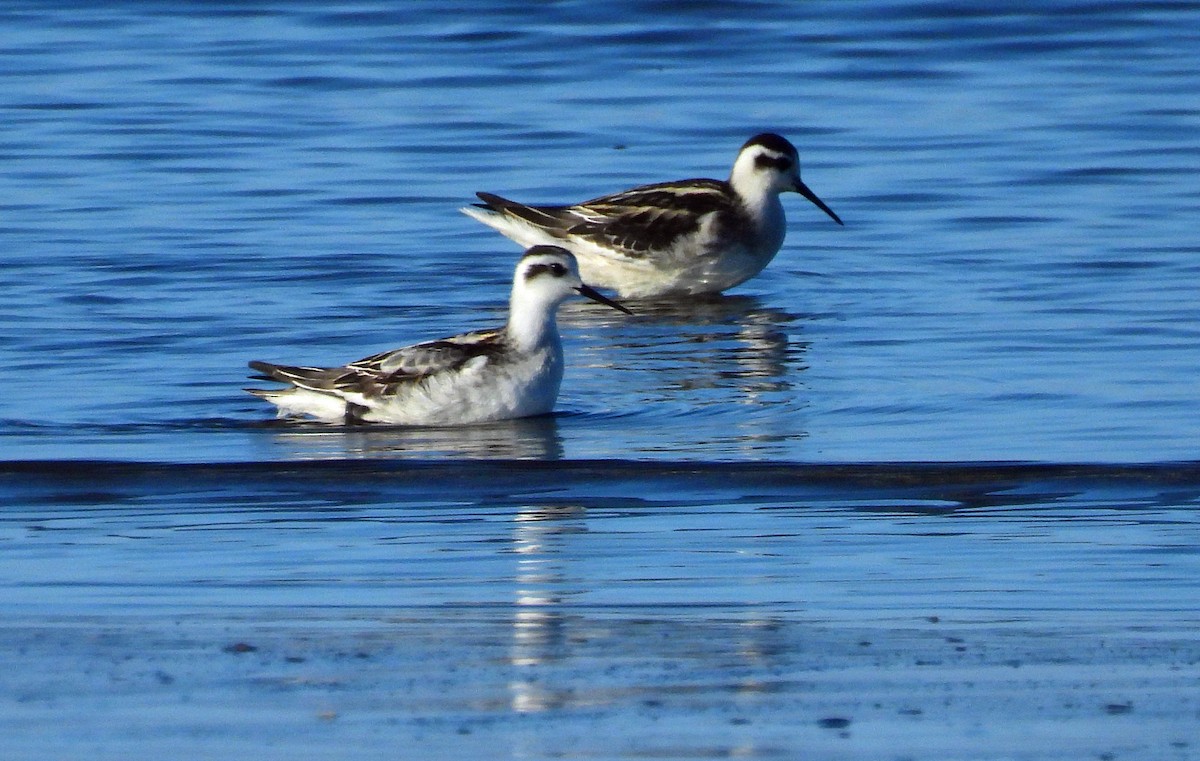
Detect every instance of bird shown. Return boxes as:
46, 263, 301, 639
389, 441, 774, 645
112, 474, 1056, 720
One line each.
246, 245, 631, 425
460, 133, 843, 299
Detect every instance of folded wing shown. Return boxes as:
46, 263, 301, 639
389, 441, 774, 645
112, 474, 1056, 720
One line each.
475, 180, 735, 262
249, 329, 506, 398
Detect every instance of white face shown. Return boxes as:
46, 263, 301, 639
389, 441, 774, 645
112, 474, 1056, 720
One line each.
730, 135, 802, 197
731, 134, 842, 225
513, 247, 585, 309
740, 145, 800, 194
513, 245, 633, 315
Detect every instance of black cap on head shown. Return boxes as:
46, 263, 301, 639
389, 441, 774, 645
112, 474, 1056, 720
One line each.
742, 132, 797, 156
521, 244, 572, 260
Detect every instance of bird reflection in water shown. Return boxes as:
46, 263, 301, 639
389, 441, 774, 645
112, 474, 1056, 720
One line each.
562, 293, 807, 404
560, 293, 812, 456
508, 503, 587, 714
261, 414, 564, 460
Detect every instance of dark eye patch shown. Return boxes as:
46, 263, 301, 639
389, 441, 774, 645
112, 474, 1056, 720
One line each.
527, 261, 568, 279
754, 153, 793, 172
753, 151, 792, 170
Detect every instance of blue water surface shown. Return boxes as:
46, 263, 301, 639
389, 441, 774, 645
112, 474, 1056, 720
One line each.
3, 6, 1200, 759
2, 0, 1198, 463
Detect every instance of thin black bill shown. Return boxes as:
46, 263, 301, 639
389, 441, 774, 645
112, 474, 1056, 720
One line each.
577, 284, 634, 315
795, 179, 843, 226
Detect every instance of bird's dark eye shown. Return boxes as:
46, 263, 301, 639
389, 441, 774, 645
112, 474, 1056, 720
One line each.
548, 263, 567, 276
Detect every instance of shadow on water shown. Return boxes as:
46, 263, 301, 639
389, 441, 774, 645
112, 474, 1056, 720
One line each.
4, 459, 1198, 517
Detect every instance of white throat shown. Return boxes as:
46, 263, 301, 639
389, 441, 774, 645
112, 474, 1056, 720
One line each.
728, 155, 789, 227
506, 290, 561, 353
727, 173, 785, 261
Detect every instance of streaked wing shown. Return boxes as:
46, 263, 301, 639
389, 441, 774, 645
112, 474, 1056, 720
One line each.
248, 361, 353, 387
247, 361, 384, 396
347, 328, 505, 379
249, 329, 506, 398
564, 180, 735, 260
475, 192, 572, 238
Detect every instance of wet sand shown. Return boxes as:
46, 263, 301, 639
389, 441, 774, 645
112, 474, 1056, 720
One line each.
3, 609, 1196, 760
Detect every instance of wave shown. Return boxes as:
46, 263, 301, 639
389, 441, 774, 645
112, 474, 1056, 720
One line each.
5, 457, 1200, 495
